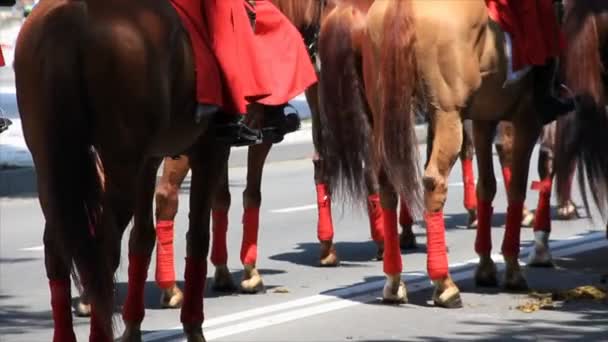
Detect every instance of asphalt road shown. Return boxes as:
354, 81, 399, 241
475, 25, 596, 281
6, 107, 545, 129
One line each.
1, 144, 607, 342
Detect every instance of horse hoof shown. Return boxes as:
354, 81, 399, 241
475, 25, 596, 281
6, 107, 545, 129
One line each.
504, 267, 529, 292
521, 209, 535, 227
375, 242, 384, 261
399, 232, 417, 250
527, 231, 554, 268
467, 209, 478, 230
557, 201, 578, 220
212, 265, 237, 292
432, 282, 463, 309
319, 241, 339, 267
240, 265, 265, 294
120, 324, 142, 342
382, 277, 408, 304
475, 257, 499, 287
74, 299, 91, 317
160, 284, 183, 309
183, 325, 206, 342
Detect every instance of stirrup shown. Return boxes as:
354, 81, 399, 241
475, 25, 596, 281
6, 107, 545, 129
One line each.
215, 120, 263, 147
262, 104, 301, 144
0, 117, 12, 134
502, 32, 531, 87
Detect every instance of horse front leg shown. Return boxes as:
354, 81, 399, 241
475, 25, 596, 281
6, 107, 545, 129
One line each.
240, 141, 272, 293
423, 110, 463, 308
154, 156, 190, 308
181, 138, 230, 341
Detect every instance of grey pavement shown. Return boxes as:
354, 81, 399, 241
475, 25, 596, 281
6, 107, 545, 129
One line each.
1, 144, 607, 341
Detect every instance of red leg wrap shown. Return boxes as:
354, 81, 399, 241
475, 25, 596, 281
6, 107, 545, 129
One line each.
210, 210, 229, 265
180, 257, 207, 325
399, 198, 414, 227
474, 200, 494, 255
240, 208, 260, 265
502, 167, 512, 194
90, 307, 112, 342
532, 178, 552, 232
462, 158, 477, 210
316, 184, 334, 242
382, 209, 402, 275
155, 220, 176, 289
49, 279, 76, 342
502, 201, 524, 258
425, 211, 449, 280
123, 254, 151, 324
367, 194, 385, 243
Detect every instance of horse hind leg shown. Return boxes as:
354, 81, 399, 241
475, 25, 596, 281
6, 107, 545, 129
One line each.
154, 156, 190, 306
461, 119, 478, 229
314, 158, 339, 266
365, 165, 386, 261
240, 141, 273, 294
423, 110, 463, 308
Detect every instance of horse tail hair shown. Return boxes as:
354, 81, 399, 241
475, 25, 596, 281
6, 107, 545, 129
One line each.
38, 2, 115, 334
375, 0, 421, 215
555, 0, 608, 220
318, 6, 373, 205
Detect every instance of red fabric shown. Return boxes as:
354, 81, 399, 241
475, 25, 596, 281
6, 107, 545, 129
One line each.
425, 211, 449, 280
123, 254, 151, 324
170, 0, 316, 114
90, 309, 111, 342
180, 257, 207, 325
532, 178, 552, 232
485, 0, 565, 71
462, 158, 477, 210
0, 46, 5, 67
367, 194, 385, 243
316, 184, 334, 242
155, 220, 176, 289
241, 207, 260, 265
475, 200, 494, 255
399, 198, 414, 227
502, 167, 512, 194
211, 210, 229, 265
382, 209, 402, 275
49, 280, 77, 342
502, 200, 524, 257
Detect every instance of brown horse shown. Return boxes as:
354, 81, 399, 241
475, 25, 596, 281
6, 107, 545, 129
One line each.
318, 0, 606, 308
15, 0, 232, 341
554, 0, 608, 228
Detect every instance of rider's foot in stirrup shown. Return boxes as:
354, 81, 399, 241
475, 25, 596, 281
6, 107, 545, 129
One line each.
214, 114, 263, 147
262, 104, 301, 144
0, 117, 12, 134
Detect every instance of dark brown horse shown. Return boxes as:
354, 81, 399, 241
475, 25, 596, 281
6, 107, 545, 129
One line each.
15, 0, 230, 341
554, 0, 608, 228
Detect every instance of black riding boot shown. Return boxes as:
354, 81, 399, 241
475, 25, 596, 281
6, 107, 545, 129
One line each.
214, 114, 263, 147
533, 58, 576, 125
0, 117, 12, 134
261, 104, 301, 144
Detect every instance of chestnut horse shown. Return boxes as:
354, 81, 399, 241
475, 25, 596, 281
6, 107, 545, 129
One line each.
318, 0, 607, 308
15, 0, 231, 341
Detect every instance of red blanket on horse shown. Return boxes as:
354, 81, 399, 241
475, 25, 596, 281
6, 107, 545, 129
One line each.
0, 46, 5, 67
171, 0, 316, 114
486, 0, 565, 71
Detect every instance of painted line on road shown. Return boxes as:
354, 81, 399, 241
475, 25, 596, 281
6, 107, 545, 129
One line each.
142, 230, 607, 341
19, 245, 44, 252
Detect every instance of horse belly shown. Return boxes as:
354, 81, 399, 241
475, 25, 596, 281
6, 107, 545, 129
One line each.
146, 121, 210, 157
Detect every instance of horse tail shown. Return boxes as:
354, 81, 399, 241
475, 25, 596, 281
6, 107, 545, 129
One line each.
375, 0, 421, 215
318, 6, 373, 204
555, 1, 608, 219
39, 2, 115, 333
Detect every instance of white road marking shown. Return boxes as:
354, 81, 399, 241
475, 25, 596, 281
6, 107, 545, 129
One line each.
143, 231, 607, 342
19, 245, 44, 252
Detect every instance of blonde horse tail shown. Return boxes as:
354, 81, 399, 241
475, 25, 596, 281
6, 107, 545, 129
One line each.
318, 6, 373, 204
375, 0, 421, 215
555, 0, 608, 219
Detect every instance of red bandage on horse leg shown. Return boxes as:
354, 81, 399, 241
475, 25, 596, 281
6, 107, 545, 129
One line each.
474, 200, 494, 255
502, 201, 524, 258
502, 167, 512, 194
425, 211, 449, 280
122, 254, 151, 324
240, 208, 260, 266
90, 306, 112, 342
382, 209, 402, 275
462, 158, 477, 210
532, 178, 552, 232
210, 210, 229, 265
399, 198, 414, 227
49, 279, 76, 342
180, 257, 207, 325
316, 184, 334, 242
155, 220, 176, 289
367, 194, 385, 243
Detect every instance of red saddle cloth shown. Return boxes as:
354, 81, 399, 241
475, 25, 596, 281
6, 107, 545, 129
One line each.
170, 0, 317, 115
0, 45, 5, 67
485, 0, 565, 71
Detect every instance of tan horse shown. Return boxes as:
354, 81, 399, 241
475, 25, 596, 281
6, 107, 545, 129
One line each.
318, 0, 605, 308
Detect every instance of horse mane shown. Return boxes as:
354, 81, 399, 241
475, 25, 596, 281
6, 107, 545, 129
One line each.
270, 0, 323, 30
